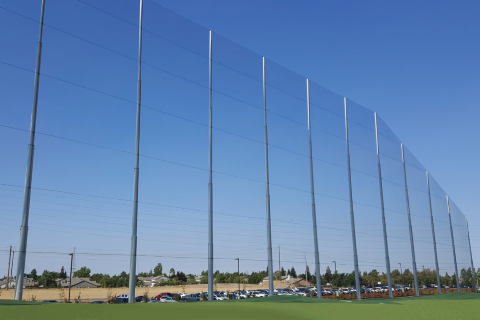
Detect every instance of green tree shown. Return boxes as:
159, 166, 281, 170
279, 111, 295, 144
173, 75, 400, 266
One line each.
169, 268, 175, 276
73, 266, 91, 278
324, 266, 332, 284
401, 269, 414, 286
153, 263, 163, 276
38, 270, 59, 288
390, 269, 401, 284
59, 266, 67, 279
290, 267, 297, 278
29, 269, 38, 281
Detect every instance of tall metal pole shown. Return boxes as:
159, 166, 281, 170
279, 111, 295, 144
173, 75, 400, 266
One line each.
278, 246, 281, 281
426, 171, 442, 294
7, 246, 12, 290
69, 253, 73, 302
344, 98, 361, 300
446, 195, 460, 292
466, 217, 477, 293
306, 79, 322, 299
207, 30, 214, 301
235, 258, 240, 295
374, 113, 393, 299
14, 0, 46, 301
263, 57, 274, 296
401, 143, 419, 296
128, 0, 143, 303
333, 261, 337, 287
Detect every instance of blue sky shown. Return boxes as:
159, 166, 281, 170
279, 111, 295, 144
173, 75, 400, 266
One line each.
0, 0, 478, 280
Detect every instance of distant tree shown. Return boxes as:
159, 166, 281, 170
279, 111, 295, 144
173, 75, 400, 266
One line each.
390, 269, 401, 284
281, 267, 286, 276
169, 268, 175, 276
39, 270, 59, 288
461, 268, 473, 286
73, 266, 91, 278
401, 269, 414, 286
324, 266, 332, 284
200, 274, 208, 284
290, 267, 297, 278
59, 266, 67, 279
153, 263, 163, 276
30, 269, 38, 281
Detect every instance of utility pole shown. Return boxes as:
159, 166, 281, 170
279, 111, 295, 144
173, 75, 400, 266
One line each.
207, 30, 214, 302
7, 246, 12, 290
305, 253, 308, 284
278, 246, 281, 281
399, 263, 402, 274
15, 0, 46, 301
69, 253, 73, 302
128, 0, 144, 304
263, 57, 274, 297
344, 98, 361, 300
446, 195, 460, 292
235, 258, 240, 295
426, 171, 442, 294
332, 261, 337, 287
374, 112, 393, 299
401, 143, 419, 296
306, 79, 321, 299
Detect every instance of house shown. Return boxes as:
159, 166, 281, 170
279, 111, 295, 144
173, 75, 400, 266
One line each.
262, 275, 312, 287
0, 277, 38, 289
137, 276, 169, 287
56, 277, 101, 289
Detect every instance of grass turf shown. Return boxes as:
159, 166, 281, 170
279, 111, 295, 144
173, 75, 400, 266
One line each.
1, 292, 479, 320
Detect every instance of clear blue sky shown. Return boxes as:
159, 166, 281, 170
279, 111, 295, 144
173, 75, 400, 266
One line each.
0, 0, 479, 280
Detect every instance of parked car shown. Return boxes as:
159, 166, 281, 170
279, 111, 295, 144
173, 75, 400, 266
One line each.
155, 292, 172, 300
117, 294, 129, 299
115, 297, 128, 304
135, 296, 144, 302
90, 301, 106, 304
159, 297, 177, 303
42, 300, 57, 303
213, 294, 228, 301
183, 294, 199, 302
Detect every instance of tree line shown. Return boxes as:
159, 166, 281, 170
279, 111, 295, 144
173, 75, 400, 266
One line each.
7, 263, 477, 289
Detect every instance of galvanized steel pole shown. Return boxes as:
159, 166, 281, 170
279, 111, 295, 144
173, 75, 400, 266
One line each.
466, 217, 477, 293
128, 0, 143, 303
207, 30, 214, 301
306, 79, 322, 299
374, 113, 393, 298
263, 57, 274, 296
344, 98, 361, 300
69, 253, 73, 302
14, 0, 46, 301
401, 143, 419, 296
446, 195, 460, 292
426, 171, 442, 294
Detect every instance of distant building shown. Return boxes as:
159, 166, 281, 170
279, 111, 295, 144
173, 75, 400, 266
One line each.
0, 277, 38, 289
137, 276, 169, 287
262, 275, 312, 287
56, 277, 100, 289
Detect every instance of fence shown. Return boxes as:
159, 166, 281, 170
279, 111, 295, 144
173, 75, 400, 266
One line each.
0, 0, 476, 301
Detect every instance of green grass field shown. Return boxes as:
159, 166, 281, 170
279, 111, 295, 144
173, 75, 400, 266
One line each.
1, 292, 479, 320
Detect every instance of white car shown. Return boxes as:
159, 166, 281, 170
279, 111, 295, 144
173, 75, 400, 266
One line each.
159, 297, 177, 303
255, 291, 267, 297
117, 294, 129, 299
214, 294, 227, 301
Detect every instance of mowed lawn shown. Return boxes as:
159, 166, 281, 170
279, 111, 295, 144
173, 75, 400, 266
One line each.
1, 292, 479, 320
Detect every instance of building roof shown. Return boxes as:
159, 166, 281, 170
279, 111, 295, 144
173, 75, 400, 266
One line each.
57, 277, 100, 288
